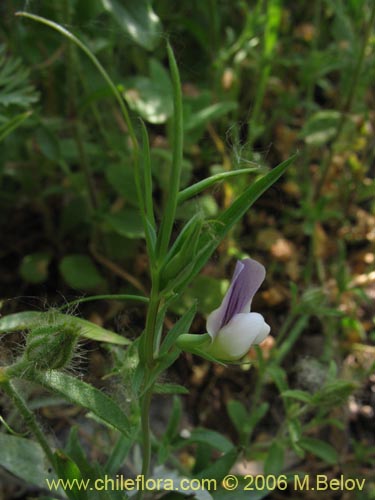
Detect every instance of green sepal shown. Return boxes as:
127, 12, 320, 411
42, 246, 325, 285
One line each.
176, 333, 211, 349
175, 333, 228, 365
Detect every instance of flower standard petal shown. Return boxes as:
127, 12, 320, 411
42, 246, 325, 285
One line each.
206, 312, 271, 361
206, 258, 266, 338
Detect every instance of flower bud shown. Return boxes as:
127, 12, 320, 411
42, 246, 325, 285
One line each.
24, 322, 79, 371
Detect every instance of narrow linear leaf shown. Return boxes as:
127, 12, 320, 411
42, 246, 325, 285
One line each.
153, 383, 189, 395
177, 168, 260, 204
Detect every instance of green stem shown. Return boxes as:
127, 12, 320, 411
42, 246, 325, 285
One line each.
1, 379, 56, 470
136, 389, 153, 500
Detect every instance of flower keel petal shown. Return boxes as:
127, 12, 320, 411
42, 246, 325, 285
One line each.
205, 312, 270, 361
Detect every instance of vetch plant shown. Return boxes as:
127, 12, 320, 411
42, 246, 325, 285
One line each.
0, 9, 297, 500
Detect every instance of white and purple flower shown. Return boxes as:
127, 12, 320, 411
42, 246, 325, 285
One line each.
203, 258, 270, 361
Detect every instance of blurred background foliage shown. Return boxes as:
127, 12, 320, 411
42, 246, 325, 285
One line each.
0, 0, 374, 498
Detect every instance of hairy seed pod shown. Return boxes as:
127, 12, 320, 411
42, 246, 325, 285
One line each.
24, 322, 78, 370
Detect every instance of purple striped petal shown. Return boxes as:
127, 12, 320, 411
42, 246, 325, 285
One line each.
207, 258, 266, 336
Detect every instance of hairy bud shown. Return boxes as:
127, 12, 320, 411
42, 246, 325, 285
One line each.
24, 322, 79, 370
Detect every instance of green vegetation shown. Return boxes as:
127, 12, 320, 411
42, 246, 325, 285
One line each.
0, 1, 374, 499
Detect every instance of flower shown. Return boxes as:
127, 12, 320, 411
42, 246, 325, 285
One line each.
204, 258, 270, 361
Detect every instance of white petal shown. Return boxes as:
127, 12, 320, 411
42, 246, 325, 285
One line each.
206, 307, 221, 338
205, 312, 270, 361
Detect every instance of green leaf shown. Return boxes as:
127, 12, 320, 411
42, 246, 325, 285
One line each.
176, 156, 296, 292
29, 370, 132, 437
60, 254, 104, 290
300, 110, 341, 146
0, 434, 56, 489
184, 101, 237, 131
299, 437, 338, 465
105, 435, 134, 476
281, 390, 313, 404
0, 311, 130, 345
54, 450, 88, 500
160, 302, 197, 355
159, 397, 183, 462
177, 167, 260, 205
153, 383, 189, 395
311, 380, 356, 407
106, 163, 138, 206
19, 252, 51, 284
100, 0, 162, 50
196, 447, 239, 481
176, 428, 233, 453
0, 110, 32, 142
264, 441, 284, 475
0, 44, 39, 108
124, 59, 173, 123
35, 126, 61, 162
103, 209, 145, 239
66, 427, 95, 481
227, 400, 249, 438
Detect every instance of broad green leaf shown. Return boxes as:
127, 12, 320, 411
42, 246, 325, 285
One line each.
101, 0, 162, 51
299, 437, 338, 465
0, 311, 130, 345
164, 397, 183, 444
105, 435, 134, 476
226, 400, 249, 438
184, 101, 237, 131
196, 447, 239, 481
0, 434, 56, 489
176, 428, 233, 453
66, 427, 95, 480
124, 59, 172, 123
29, 370, 132, 437
35, 126, 61, 161
60, 254, 104, 290
106, 163, 138, 206
103, 209, 144, 239
54, 450, 88, 500
151, 466, 213, 500
212, 480, 270, 500
300, 110, 341, 146
264, 441, 284, 475
19, 252, 51, 284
